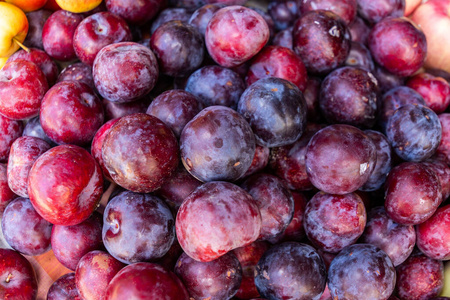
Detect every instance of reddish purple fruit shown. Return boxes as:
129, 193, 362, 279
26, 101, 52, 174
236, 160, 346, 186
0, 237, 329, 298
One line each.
51, 212, 104, 271
360, 206, 415, 266
305, 124, 377, 194
93, 42, 159, 103
0, 60, 48, 120
102, 191, 175, 264
40, 81, 105, 146
406, 72, 450, 114
233, 241, 270, 299
293, 10, 351, 74
0, 249, 37, 300
7, 48, 59, 86
304, 191, 366, 253
384, 162, 442, 225
1, 197, 52, 256
101, 113, 179, 193
241, 173, 294, 242
47, 273, 81, 300
73, 12, 132, 66
396, 250, 444, 300
205, 5, 270, 68
176, 181, 261, 262
28, 144, 103, 226
416, 204, 450, 260
75, 251, 125, 300
7, 136, 51, 198
104, 263, 189, 300
42, 10, 84, 61
175, 252, 242, 300
368, 17, 427, 77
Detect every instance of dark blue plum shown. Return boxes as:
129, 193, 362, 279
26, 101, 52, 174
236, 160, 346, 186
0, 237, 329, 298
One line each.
237, 77, 307, 148
385, 104, 442, 162
255, 242, 327, 300
328, 243, 396, 300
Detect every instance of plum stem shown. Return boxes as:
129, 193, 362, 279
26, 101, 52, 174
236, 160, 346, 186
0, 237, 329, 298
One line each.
5, 273, 12, 283
12, 37, 30, 53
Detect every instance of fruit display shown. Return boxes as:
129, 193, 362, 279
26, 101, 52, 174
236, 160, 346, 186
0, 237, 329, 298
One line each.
1, 0, 450, 299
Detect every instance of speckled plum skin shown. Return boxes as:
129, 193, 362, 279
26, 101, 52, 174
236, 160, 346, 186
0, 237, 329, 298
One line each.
176, 181, 262, 262
40, 81, 105, 146
102, 191, 175, 264
185, 65, 246, 109
0, 249, 38, 300
7, 136, 51, 198
368, 17, 427, 77
319, 66, 379, 128
22, 117, 53, 146
232, 241, 270, 299
238, 77, 307, 148
361, 206, 415, 266
378, 86, 425, 132
150, 21, 205, 78
42, 10, 84, 62
357, 0, 405, 24
0, 60, 48, 121
299, 0, 357, 25
0, 115, 23, 163
146, 89, 203, 138
51, 212, 104, 271
75, 251, 126, 300
268, 124, 320, 191
241, 173, 294, 242
155, 165, 202, 211
360, 130, 392, 191
105, 0, 166, 25
57, 62, 94, 89
104, 263, 189, 300
395, 250, 444, 300
386, 104, 442, 162
292, 10, 351, 75
73, 12, 132, 66
101, 113, 179, 193
416, 205, 450, 260
328, 244, 396, 300
47, 273, 82, 300
423, 159, 450, 201
93, 42, 159, 103
438, 113, 450, 163
205, 5, 270, 68
175, 252, 242, 300
28, 144, 104, 226
246, 45, 308, 92
255, 242, 327, 300
0, 163, 17, 215
305, 124, 377, 194
7, 48, 59, 86
180, 106, 255, 182
406, 72, 450, 114
91, 119, 119, 182
1, 197, 52, 256
188, 3, 225, 37
23, 9, 52, 51
304, 191, 366, 253
384, 162, 442, 225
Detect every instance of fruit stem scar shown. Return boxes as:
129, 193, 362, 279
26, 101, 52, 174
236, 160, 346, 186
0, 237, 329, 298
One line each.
13, 37, 30, 53
5, 273, 12, 283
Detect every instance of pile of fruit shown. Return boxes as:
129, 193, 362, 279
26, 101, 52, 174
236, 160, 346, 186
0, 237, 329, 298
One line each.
1, 0, 450, 299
